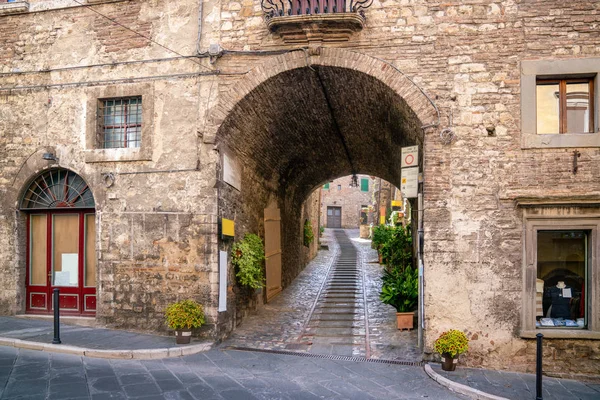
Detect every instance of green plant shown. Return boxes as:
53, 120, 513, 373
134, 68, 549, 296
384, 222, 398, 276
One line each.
371, 225, 392, 251
304, 219, 314, 247
434, 330, 469, 358
231, 233, 265, 289
165, 299, 205, 330
379, 266, 418, 312
380, 225, 412, 268
319, 225, 325, 237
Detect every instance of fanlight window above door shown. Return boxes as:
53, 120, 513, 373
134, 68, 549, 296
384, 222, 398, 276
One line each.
20, 169, 95, 210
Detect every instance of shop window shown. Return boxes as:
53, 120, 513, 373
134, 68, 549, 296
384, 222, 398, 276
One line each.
360, 178, 369, 192
521, 205, 600, 339
536, 78, 594, 134
98, 97, 142, 149
536, 230, 587, 329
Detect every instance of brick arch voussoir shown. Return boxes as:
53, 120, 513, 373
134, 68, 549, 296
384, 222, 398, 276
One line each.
213, 48, 437, 141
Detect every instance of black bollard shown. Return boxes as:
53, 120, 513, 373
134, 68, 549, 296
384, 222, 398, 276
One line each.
536, 333, 543, 400
52, 288, 61, 344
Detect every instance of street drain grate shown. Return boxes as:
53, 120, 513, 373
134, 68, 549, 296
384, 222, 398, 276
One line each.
223, 346, 423, 367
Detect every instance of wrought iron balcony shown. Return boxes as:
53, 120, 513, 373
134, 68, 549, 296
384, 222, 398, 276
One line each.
261, 0, 372, 20
262, 0, 372, 43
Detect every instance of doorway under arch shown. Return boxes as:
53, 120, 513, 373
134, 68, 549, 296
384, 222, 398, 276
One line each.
20, 168, 97, 316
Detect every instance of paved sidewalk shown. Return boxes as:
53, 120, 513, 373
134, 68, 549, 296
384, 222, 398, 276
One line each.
0, 345, 466, 400
427, 363, 600, 400
0, 316, 211, 359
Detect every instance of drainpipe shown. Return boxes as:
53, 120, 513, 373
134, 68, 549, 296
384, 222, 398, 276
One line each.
196, 0, 207, 56
417, 192, 424, 349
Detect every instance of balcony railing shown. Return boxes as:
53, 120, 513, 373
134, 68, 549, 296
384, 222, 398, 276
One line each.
261, 0, 373, 20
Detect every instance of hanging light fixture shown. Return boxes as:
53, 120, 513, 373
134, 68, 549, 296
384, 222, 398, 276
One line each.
349, 174, 359, 187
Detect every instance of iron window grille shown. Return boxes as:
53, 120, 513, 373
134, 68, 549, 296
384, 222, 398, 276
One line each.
97, 97, 142, 149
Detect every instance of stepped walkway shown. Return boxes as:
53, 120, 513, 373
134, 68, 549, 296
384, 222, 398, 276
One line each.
226, 228, 420, 360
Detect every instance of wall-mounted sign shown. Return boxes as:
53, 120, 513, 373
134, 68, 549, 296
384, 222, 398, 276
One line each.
222, 150, 242, 191
401, 145, 419, 168
401, 167, 419, 199
221, 218, 235, 238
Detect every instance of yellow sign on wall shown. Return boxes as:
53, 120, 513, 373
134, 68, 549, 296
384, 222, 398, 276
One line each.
221, 218, 235, 237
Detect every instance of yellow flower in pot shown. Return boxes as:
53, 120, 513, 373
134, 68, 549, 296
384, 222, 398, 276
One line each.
165, 299, 205, 344
434, 329, 469, 371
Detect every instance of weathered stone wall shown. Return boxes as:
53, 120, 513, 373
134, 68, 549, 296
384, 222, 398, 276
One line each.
320, 175, 374, 229
1, 0, 600, 376
0, 1, 222, 335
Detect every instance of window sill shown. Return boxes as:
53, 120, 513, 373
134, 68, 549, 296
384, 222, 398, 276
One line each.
0, 1, 29, 16
85, 148, 151, 163
521, 330, 600, 340
521, 132, 600, 149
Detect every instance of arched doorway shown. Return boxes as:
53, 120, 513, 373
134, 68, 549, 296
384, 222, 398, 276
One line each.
20, 168, 96, 316
213, 49, 437, 344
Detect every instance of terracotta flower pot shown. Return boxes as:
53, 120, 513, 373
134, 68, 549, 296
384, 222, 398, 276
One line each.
175, 329, 192, 344
396, 312, 414, 331
441, 353, 458, 371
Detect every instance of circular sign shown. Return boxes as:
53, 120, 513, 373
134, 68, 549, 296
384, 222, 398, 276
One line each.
404, 154, 415, 166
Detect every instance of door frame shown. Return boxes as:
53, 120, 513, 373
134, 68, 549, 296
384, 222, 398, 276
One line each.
25, 208, 96, 316
327, 206, 342, 228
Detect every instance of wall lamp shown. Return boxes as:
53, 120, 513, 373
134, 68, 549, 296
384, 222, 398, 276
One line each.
42, 153, 59, 162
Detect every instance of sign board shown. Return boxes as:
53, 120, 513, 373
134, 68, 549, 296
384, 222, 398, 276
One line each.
221, 218, 235, 238
401, 167, 419, 199
222, 150, 242, 191
401, 145, 419, 169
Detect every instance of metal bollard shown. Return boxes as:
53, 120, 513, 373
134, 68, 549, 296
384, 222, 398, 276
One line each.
536, 333, 543, 400
52, 288, 61, 344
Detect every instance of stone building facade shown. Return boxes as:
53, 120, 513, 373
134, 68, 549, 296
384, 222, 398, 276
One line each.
320, 174, 374, 229
1, 0, 599, 378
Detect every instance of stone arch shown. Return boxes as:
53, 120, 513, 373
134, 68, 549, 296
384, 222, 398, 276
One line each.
9, 147, 97, 211
206, 47, 439, 143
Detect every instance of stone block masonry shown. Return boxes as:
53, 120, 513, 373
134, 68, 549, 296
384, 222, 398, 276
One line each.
0, 0, 599, 378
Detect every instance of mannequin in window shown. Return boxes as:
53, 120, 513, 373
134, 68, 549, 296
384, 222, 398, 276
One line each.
548, 281, 572, 319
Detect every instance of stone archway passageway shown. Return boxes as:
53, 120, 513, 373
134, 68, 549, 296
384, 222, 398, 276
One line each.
215, 50, 434, 345
223, 229, 420, 361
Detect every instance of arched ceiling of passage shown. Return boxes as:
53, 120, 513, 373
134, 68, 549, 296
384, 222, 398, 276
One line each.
217, 65, 423, 203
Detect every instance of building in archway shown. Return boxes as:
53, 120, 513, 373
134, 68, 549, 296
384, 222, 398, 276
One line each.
1, 0, 599, 377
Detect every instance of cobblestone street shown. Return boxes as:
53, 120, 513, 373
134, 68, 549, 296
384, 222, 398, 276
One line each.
224, 229, 420, 362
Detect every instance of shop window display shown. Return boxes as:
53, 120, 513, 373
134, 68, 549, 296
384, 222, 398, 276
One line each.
536, 230, 587, 329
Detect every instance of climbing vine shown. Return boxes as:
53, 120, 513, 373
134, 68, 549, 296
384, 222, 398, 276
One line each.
304, 219, 314, 247
231, 233, 265, 289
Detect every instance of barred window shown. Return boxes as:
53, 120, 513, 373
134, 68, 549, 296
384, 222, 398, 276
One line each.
98, 97, 142, 149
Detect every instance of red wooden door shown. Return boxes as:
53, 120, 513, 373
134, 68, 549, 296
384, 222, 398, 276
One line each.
26, 210, 96, 316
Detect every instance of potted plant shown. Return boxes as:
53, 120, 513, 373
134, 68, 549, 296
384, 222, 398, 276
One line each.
434, 329, 469, 371
380, 266, 418, 330
231, 233, 265, 290
371, 224, 392, 262
165, 299, 206, 344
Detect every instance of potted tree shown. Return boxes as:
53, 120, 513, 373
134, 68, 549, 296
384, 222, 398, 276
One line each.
165, 299, 206, 344
380, 266, 418, 330
434, 329, 469, 371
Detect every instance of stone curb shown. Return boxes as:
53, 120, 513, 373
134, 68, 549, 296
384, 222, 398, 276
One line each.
0, 336, 213, 360
424, 363, 510, 400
